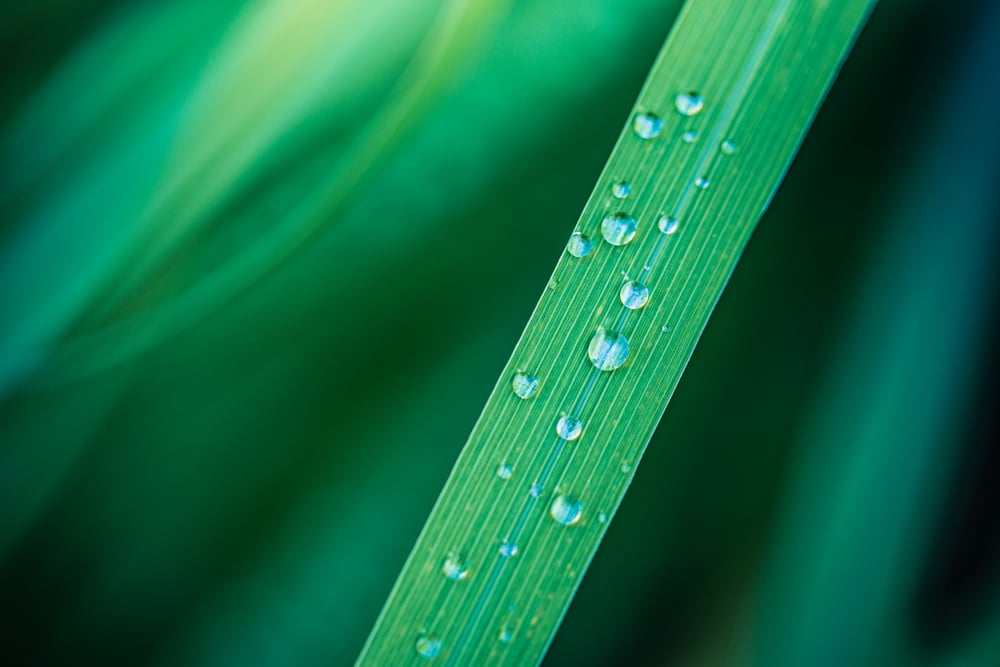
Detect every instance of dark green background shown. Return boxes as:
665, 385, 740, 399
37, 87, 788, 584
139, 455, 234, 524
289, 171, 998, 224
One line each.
1, 0, 997, 665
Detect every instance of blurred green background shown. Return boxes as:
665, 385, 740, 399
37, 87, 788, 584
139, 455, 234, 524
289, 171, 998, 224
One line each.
1, 0, 998, 665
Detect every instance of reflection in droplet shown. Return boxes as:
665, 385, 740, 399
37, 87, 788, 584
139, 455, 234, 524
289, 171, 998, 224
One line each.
496, 463, 513, 480
675, 91, 704, 116
416, 634, 442, 659
511, 371, 539, 399
588, 327, 629, 371
619, 281, 649, 310
499, 542, 519, 558
601, 212, 637, 246
442, 554, 469, 580
633, 111, 663, 139
550, 495, 584, 526
567, 232, 593, 258
556, 416, 583, 441
658, 216, 679, 235
612, 181, 632, 199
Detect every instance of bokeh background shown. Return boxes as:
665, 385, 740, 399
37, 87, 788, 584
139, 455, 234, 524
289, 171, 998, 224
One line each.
1, 0, 998, 665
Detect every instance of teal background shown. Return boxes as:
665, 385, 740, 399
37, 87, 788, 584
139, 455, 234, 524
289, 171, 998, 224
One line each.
1, 0, 998, 665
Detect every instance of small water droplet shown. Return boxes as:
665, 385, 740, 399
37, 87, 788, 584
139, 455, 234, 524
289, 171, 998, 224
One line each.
675, 91, 704, 116
587, 327, 629, 371
548, 278, 559, 290
550, 494, 584, 526
556, 415, 583, 441
632, 111, 663, 140
601, 212, 637, 246
442, 554, 469, 580
619, 281, 649, 310
611, 181, 632, 199
721, 139, 737, 155
566, 232, 593, 258
662, 324, 671, 333
695, 176, 710, 189
511, 371, 538, 399
598, 512, 608, 523
416, 634, 443, 659
529, 483, 543, 498
496, 463, 513, 480
499, 627, 514, 643
658, 216, 679, 235
682, 130, 698, 143
621, 462, 632, 473
499, 542, 519, 558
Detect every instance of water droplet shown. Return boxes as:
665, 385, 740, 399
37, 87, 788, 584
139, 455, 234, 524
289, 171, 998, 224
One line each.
632, 111, 663, 139
682, 130, 698, 143
675, 91, 704, 116
611, 181, 632, 199
601, 212, 637, 246
499, 627, 514, 643
416, 634, 442, 659
597, 512, 608, 523
548, 278, 559, 290
529, 483, 543, 498
721, 139, 737, 155
442, 554, 469, 580
566, 232, 593, 258
587, 327, 629, 371
695, 176, 710, 189
658, 216, 679, 235
662, 324, 671, 333
496, 463, 513, 480
556, 416, 583, 441
621, 462, 632, 473
499, 542, 519, 558
619, 281, 649, 310
549, 494, 584, 526
511, 371, 538, 399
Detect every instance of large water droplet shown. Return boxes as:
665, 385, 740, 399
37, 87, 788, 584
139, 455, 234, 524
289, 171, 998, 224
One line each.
601, 212, 637, 246
658, 215, 679, 235
556, 416, 582, 441
675, 91, 704, 116
499, 542, 519, 558
511, 371, 538, 399
632, 111, 663, 139
612, 181, 632, 199
619, 281, 649, 310
587, 327, 629, 371
416, 634, 442, 659
442, 554, 469, 580
721, 139, 737, 155
496, 463, 512, 480
549, 494, 583, 526
566, 232, 593, 258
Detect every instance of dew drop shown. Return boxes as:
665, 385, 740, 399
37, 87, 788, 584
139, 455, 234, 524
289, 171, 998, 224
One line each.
587, 327, 629, 371
549, 494, 584, 526
442, 554, 469, 581
566, 232, 593, 258
597, 512, 608, 523
496, 463, 513, 480
721, 139, 738, 155
499, 627, 514, 643
658, 215, 679, 235
682, 130, 698, 143
632, 111, 663, 139
511, 371, 538, 399
695, 176, 710, 189
601, 212, 637, 246
675, 91, 704, 116
662, 324, 671, 333
416, 634, 442, 659
529, 483, 543, 498
619, 280, 649, 310
499, 541, 519, 558
611, 181, 632, 199
556, 415, 583, 441
621, 462, 633, 473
